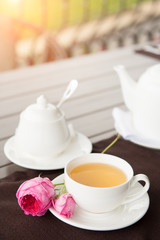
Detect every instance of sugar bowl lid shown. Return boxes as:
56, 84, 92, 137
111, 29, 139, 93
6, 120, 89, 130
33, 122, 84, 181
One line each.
21, 95, 63, 122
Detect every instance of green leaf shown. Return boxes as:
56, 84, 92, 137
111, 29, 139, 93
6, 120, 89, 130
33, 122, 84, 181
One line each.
56, 184, 67, 198
60, 184, 67, 195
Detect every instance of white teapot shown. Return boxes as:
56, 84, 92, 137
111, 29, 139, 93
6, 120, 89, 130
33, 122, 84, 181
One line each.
114, 64, 160, 140
14, 95, 71, 159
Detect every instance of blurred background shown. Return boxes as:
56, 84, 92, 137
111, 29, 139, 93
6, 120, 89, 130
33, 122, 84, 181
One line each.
0, 0, 160, 72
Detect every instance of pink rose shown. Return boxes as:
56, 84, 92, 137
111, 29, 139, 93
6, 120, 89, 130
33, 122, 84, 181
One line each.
16, 177, 56, 216
54, 193, 76, 218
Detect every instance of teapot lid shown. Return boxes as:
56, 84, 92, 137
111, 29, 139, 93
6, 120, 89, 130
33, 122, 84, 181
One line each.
140, 64, 160, 86
21, 95, 62, 122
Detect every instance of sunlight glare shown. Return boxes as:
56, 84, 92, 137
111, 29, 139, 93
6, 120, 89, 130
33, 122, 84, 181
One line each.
9, 0, 21, 4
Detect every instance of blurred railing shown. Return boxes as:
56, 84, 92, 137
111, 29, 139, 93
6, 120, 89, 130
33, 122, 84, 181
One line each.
55, 0, 160, 56
0, 0, 159, 71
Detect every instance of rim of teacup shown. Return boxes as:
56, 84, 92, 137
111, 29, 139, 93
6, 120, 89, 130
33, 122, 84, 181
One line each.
65, 153, 134, 190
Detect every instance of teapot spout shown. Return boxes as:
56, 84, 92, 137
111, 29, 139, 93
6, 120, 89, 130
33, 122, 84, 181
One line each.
114, 65, 136, 112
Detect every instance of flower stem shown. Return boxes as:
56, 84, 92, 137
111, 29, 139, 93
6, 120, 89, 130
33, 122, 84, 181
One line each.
38, 172, 43, 177
101, 133, 120, 154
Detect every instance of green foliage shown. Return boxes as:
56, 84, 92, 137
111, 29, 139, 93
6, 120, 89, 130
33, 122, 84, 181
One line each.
0, 0, 152, 37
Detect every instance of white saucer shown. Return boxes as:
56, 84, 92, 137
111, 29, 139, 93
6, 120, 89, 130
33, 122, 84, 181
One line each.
4, 132, 92, 170
113, 108, 160, 149
49, 174, 150, 231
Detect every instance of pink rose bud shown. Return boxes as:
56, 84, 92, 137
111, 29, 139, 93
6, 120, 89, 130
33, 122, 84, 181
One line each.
16, 177, 56, 216
54, 193, 76, 218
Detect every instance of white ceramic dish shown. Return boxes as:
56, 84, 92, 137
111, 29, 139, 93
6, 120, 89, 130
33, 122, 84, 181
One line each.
4, 132, 92, 170
113, 108, 160, 149
49, 174, 150, 231
114, 64, 160, 141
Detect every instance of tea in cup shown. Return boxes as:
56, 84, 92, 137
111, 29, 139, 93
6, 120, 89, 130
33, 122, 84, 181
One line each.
65, 153, 150, 213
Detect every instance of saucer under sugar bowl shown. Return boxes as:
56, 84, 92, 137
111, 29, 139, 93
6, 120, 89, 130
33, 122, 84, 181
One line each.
14, 95, 71, 161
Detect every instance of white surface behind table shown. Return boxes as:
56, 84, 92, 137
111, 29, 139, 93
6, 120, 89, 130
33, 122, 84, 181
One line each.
0, 46, 158, 178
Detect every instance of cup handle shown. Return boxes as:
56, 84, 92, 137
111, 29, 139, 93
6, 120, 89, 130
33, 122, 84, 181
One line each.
122, 174, 150, 205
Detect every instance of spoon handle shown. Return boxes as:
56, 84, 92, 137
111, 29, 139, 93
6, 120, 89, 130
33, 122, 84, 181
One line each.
57, 79, 78, 108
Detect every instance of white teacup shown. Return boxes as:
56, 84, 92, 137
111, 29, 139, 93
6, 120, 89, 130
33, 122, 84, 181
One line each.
65, 153, 150, 213
14, 95, 71, 160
